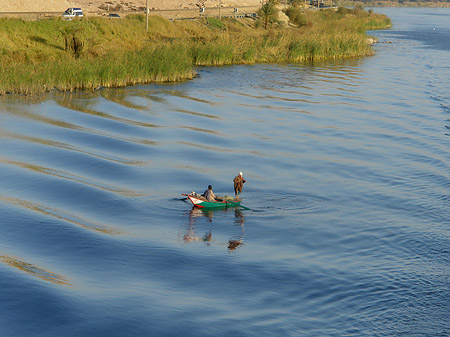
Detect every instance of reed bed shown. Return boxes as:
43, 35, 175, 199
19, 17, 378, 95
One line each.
0, 46, 194, 95
0, 10, 390, 95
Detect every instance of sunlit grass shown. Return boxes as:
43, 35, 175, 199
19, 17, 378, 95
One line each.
0, 10, 391, 95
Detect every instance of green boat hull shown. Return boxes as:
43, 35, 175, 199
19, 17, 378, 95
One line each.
195, 200, 241, 208
184, 193, 241, 208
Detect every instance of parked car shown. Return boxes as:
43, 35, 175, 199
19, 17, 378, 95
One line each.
62, 8, 83, 20
107, 13, 120, 18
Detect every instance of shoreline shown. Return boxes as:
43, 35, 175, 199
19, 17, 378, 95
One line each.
0, 8, 391, 96
343, 1, 450, 7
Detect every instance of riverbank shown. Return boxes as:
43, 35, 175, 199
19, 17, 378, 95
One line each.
0, 8, 391, 95
0, 0, 261, 14
343, 1, 450, 7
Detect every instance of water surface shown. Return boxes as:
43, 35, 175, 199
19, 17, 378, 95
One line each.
0, 7, 449, 337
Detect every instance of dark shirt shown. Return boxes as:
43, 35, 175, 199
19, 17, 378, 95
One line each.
203, 189, 216, 201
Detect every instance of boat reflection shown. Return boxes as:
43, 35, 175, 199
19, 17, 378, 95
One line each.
182, 207, 245, 253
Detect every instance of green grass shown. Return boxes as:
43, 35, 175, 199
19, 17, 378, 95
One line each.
0, 10, 391, 95
0, 45, 194, 95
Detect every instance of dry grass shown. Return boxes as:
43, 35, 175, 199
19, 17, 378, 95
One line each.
0, 10, 391, 95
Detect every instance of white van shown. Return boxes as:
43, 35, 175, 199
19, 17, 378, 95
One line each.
62, 8, 84, 20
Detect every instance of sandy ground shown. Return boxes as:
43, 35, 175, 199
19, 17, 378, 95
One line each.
0, 0, 71, 12
0, 0, 262, 13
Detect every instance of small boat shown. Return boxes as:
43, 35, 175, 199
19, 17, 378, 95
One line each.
183, 192, 241, 209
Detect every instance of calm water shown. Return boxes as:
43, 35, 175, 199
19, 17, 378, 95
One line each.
1, 8, 449, 337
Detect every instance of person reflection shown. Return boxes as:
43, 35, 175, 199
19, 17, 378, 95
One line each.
228, 208, 245, 252
182, 207, 246, 252
183, 207, 212, 244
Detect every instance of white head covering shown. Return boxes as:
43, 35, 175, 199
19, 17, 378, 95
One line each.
239, 171, 243, 176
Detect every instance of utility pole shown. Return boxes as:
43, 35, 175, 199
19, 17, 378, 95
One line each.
218, 0, 221, 19
146, 0, 149, 32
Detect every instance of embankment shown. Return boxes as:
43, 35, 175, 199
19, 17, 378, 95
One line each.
0, 8, 391, 95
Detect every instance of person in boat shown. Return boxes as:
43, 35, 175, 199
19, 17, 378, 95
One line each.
233, 171, 246, 199
202, 185, 217, 201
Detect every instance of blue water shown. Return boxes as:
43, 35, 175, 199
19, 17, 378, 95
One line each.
1, 8, 449, 337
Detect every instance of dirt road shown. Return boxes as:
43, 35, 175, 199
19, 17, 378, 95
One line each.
0, 0, 261, 14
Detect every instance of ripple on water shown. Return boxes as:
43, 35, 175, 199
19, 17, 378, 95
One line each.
1, 9, 450, 336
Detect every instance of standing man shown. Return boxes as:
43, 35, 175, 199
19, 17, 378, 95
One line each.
233, 172, 246, 199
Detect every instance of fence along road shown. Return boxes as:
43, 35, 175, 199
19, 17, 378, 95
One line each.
0, 5, 260, 20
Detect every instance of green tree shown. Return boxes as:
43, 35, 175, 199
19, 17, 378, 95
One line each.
258, 0, 279, 29
60, 27, 85, 58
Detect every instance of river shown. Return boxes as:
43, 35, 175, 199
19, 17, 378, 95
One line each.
0, 7, 449, 337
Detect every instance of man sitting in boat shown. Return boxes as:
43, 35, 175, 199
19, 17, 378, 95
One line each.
202, 185, 217, 201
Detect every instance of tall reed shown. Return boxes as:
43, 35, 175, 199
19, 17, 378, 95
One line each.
0, 10, 391, 95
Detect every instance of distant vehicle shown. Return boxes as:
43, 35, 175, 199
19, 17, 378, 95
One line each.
107, 13, 120, 18
62, 8, 83, 20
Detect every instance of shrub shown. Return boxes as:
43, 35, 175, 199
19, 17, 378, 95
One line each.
60, 27, 86, 58
285, 7, 307, 27
288, 0, 303, 8
337, 6, 352, 15
207, 18, 225, 30
126, 14, 144, 22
